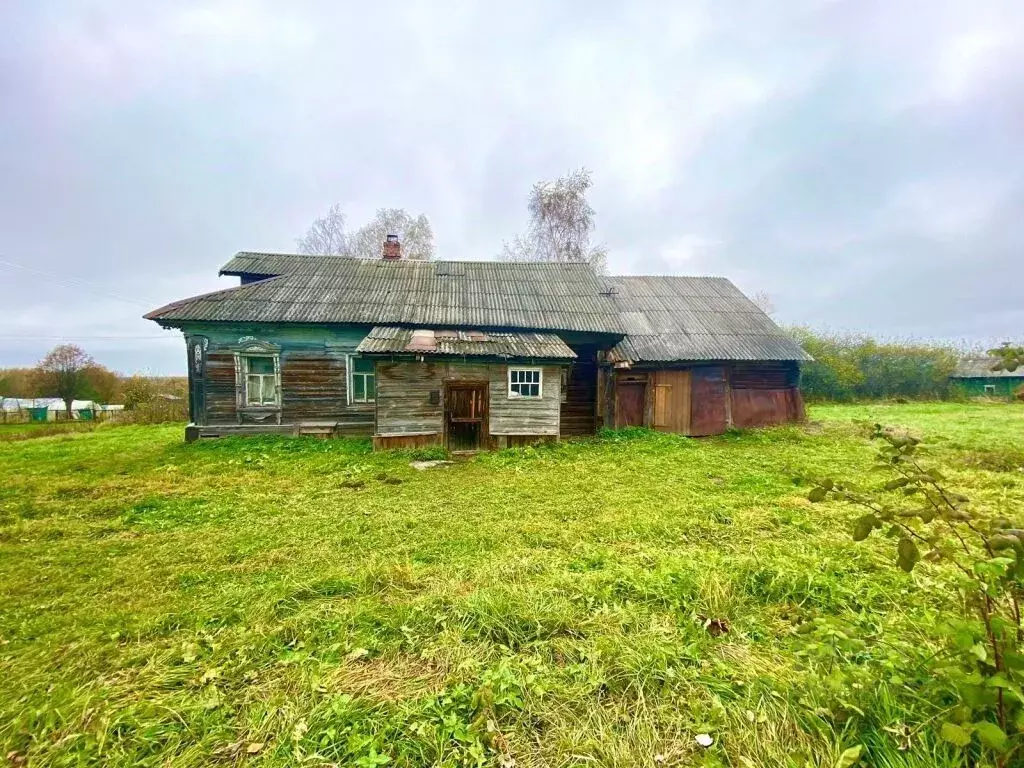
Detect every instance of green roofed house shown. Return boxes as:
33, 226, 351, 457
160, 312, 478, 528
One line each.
950, 357, 1024, 400
145, 236, 811, 448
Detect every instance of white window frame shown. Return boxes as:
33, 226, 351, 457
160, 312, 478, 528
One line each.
508, 366, 543, 399
347, 355, 376, 404
238, 353, 280, 408
984, 384, 997, 395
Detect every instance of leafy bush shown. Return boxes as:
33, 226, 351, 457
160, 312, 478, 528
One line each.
806, 426, 1024, 766
790, 328, 960, 402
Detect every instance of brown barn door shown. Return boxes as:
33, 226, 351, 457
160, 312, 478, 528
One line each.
690, 367, 729, 436
445, 383, 488, 451
651, 370, 691, 434
615, 382, 646, 428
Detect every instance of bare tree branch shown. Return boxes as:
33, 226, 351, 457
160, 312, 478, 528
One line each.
500, 168, 608, 273
296, 205, 434, 260
295, 203, 348, 256
346, 209, 434, 261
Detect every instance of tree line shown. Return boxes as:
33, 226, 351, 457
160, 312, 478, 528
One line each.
789, 328, 1021, 402
0, 344, 186, 415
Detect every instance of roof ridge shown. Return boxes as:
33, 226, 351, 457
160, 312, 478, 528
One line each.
608, 274, 732, 280
230, 252, 597, 267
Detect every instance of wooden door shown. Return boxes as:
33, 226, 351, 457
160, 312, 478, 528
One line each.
615, 382, 646, 428
690, 366, 729, 436
445, 383, 488, 451
651, 370, 691, 434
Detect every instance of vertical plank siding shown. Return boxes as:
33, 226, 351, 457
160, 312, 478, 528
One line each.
603, 362, 804, 437
650, 370, 691, 434
689, 366, 730, 436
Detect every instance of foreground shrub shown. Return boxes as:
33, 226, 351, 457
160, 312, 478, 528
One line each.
807, 426, 1024, 767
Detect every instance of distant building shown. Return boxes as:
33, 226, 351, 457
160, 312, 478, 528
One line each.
951, 357, 1024, 399
0, 398, 107, 420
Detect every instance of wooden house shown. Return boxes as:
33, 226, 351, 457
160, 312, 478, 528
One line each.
950, 357, 1024, 400
146, 238, 810, 447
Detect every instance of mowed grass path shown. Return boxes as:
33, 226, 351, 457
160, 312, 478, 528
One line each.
1, 403, 1022, 767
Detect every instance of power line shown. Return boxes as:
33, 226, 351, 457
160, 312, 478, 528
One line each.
0, 258, 156, 307
0, 334, 174, 340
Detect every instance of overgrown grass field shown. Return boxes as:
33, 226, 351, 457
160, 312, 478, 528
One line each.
1, 403, 1022, 767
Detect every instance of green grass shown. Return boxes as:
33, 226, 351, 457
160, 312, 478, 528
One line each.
1, 403, 1022, 767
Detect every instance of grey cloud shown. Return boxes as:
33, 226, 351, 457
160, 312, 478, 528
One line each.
1, 0, 1022, 374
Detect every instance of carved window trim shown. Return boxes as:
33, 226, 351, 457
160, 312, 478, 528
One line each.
232, 339, 282, 412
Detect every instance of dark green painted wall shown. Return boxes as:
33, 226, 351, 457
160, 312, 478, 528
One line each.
173, 322, 375, 430
951, 377, 1023, 399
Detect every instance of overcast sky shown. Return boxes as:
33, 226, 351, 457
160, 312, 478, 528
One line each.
2, 1, 1022, 375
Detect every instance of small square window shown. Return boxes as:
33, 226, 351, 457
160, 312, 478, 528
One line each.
984, 384, 996, 395
508, 367, 542, 398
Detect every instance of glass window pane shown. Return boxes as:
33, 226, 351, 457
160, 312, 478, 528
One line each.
248, 356, 274, 374
529, 384, 539, 397
353, 356, 374, 373
261, 376, 277, 404
246, 375, 262, 404
353, 375, 365, 401
365, 374, 376, 401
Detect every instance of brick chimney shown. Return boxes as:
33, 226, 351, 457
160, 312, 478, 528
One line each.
382, 234, 401, 260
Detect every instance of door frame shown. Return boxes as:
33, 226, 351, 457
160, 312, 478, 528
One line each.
443, 380, 490, 451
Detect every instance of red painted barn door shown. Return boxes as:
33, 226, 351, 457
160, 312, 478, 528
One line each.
615, 382, 646, 428
689, 366, 729, 436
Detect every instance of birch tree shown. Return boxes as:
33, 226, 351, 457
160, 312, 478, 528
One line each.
296, 205, 434, 260
501, 168, 608, 273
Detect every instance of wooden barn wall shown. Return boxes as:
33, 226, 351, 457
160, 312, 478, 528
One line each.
730, 362, 800, 390
601, 361, 805, 436
689, 366, 730, 436
731, 388, 804, 428
375, 361, 563, 441
180, 323, 373, 432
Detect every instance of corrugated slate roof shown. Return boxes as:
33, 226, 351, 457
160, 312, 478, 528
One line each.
951, 357, 1024, 379
606, 276, 811, 363
146, 254, 623, 335
356, 327, 576, 359
148, 253, 814, 363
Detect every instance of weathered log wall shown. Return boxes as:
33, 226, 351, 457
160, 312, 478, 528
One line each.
179, 323, 375, 433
